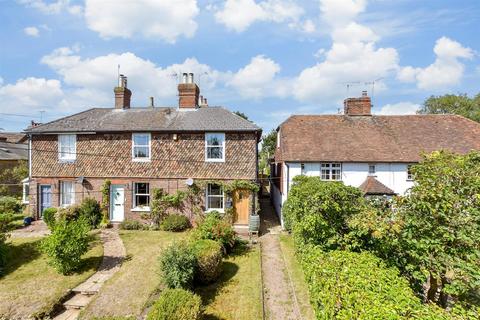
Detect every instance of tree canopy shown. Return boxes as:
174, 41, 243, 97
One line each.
419, 93, 480, 122
258, 129, 277, 175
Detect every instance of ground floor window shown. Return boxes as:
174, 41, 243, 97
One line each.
321, 163, 342, 180
60, 181, 75, 207
206, 183, 224, 211
22, 181, 29, 204
134, 182, 150, 208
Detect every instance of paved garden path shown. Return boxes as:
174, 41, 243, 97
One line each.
9, 220, 50, 238
53, 229, 126, 320
260, 198, 302, 320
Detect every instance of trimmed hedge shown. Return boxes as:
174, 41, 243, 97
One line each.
192, 239, 223, 284
159, 241, 196, 289
119, 219, 146, 230
147, 288, 202, 320
193, 211, 236, 251
42, 207, 57, 230
300, 246, 447, 319
160, 214, 190, 232
78, 197, 102, 228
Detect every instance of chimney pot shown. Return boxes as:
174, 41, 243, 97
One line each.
188, 73, 194, 84
182, 73, 188, 84
362, 90, 368, 97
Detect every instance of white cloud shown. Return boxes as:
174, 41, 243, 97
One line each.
292, 0, 398, 103
398, 37, 474, 90
0, 77, 64, 113
84, 0, 199, 42
24, 26, 39, 37
18, 0, 81, 15
376, 102, 420, 115
228, 55, 288, 99
214, 0, 305, 32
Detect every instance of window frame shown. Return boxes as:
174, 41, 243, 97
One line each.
407, 164, 414, 181
132, 182, 150, 211
58, 134, 76, 162
320, 163, 342, 181
132, 133, 151, 162
205, 132, 225, 163
368, 164, 376, 176
22, 182, 29, 204
60, 180, 75, 207
205, 183, 225, 212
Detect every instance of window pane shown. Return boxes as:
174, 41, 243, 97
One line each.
136, 195, 150, 206
134, 146, 149, 158
61, 182, 74, 205
207, 146, 222, 159
136, 183, 149, 194
321, 169, 330, 180
208, 184, 223, 196
207, 134, 223, 146
208, 196, 223, 209
332, 169, 341, 180
134, 134, 149, 146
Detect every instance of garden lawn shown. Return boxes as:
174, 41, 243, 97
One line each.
195, 244, 263, 320
0, 234, 103, 319
279, 235, 315, 320
80, 230, 185, 319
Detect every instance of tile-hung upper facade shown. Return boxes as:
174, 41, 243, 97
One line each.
270, 91, 480, 227
25, 73, 261, 224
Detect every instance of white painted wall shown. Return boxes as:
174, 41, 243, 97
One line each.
272, 162, 415, 227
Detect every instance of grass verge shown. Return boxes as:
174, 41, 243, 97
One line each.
195, 243, 263, 320
279, 234, 315, 320
0, 233, 103, 319
80, 230, 185, 319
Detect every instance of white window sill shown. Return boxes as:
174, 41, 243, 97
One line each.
205, 208, 225, 214
131, 207, 151, 212
58, 159, 76, 163
22, 200, 29, 204
205, 158, 225, 163
132, 158, 151, 162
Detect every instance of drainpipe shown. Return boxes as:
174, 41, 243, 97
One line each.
28, 134, 32, 180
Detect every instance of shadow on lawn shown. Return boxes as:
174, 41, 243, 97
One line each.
2, 238, 42, 277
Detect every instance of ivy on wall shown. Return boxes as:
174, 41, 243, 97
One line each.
100, 179, 111, 226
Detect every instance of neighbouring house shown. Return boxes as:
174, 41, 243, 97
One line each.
271, 91, 480, 226
24, 73, 261, 227
0, 134, 28, 198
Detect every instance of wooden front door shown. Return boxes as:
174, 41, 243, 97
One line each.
233, 189, 250, 224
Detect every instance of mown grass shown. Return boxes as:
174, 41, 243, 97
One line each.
0, 234, 103, 319
80, 230, 186, 319
279, 234, 315, 320
195, 244, 263, 320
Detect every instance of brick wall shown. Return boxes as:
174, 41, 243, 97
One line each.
31, 132, 257, 180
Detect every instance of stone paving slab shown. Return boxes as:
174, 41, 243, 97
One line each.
52, 309, 80, 320
9, 220, 50, 238
64, 294, 93, 309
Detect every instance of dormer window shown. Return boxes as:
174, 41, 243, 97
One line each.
58, 134, 76, 161
205, 133, 225, 162
368, 164, 376, 175
132, 133, 151, 161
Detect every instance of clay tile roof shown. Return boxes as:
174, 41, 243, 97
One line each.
275, 115, 480, 163
359, 176, 396, 195
25, 107, 261, 133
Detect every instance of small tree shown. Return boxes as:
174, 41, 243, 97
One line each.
395, 151, 480, 307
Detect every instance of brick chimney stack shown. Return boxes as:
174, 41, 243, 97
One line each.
344, 91, 371, 116
178, 73, 200, 109
114, 74, 131, 109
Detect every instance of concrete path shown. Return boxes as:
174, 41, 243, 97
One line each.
53, 229, 126, 320
9, 220, 50, 238
260, 198, 302, 320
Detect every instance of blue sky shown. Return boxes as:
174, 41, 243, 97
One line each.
1, 0, 479, 133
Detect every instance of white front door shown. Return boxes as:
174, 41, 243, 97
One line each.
110, 185, 125, 222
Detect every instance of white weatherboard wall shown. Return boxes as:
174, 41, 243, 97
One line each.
271, 162, 415, 227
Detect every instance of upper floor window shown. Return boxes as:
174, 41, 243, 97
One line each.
133, 182, 150, 209
132, 133, 151, 161
60, 181, 75, 207
321, 163, 342, 181
368, 164, 376, 175
407, 164, 414, 181
58, 134, 76, 161
206, 183, 224, 211
205, 133, 225, 162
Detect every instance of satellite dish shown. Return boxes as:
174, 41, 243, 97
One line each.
185, 178, 194, 186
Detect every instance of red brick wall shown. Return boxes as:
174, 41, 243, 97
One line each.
344, 96, 372, 116
31, 132, 257, 180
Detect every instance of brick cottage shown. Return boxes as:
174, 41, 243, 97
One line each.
24, 73, 261, 226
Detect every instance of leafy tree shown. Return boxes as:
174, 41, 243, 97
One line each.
233, 111, 249, 120
0, 160, 28, 196
394, 151, 480, 308
418, 93, 480, 122
258, 129, 277, 175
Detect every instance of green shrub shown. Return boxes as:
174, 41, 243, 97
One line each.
159, 241, 196, 289
0, 213, 13, 233
300, 246, 447, 319
41, 218, 91, 275
193, 211, 236, 251
119, 219, 146, 230
0, 196, 22, 214
0, 232, 8, 276
78, 197, 102, 228
56, 205, 81, 222
147, 288, 202, 320
191, 239, 223, 284
160, 214, 190, 232
42, 207, 58, 230
283, 176, 365, 249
